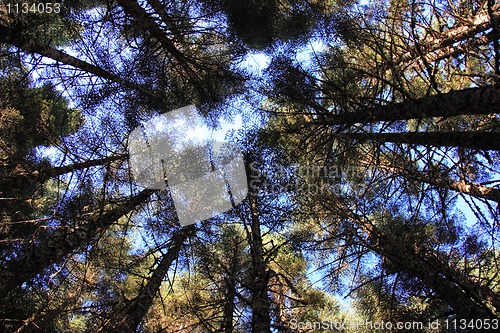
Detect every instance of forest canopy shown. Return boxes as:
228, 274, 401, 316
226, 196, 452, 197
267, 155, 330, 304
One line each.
0, 0, 499, 332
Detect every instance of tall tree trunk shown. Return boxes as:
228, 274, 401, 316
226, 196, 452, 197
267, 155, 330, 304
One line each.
489, 0, 500, 81
115, 0, 202, 86
406, 169, 500, 204
222, 240, 239, 333
341, 131, 500, 150
271, 279, 291, 333
0, 189, 156, 299
0, 154, 127, 190
416, 30, 500, 67
415, 174, 500, 203
359, 158, 500, 203
115, 0, 239, 101
339, 205, 500, 319
222, 276, 236, 333
99, 225, 195, 333
0, 24, 157, 99
383, 3, 500, 69
246, 162, 271, 333
115, 0, 187, 62
312, 85, 500, 126
146, 0, 185, 41
249, 192, 271, 333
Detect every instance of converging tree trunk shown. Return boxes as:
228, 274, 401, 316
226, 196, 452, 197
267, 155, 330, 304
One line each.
358, 157, 500, 204
115, 0, 204, 90
222, 240, 239, 333
245, 161, 271, 333
0, 189, 156, 299
340, 205, 500, 319
0, 24, 158, 99
0, 154, 127, 190
100, 225, 195, 333
341, 131, 500, 151
311, 85, 500, 126
382, 3, 500, 69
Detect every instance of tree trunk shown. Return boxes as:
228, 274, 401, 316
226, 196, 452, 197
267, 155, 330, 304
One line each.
222, 240, 239, 333
0, 154, 127, 191
360, 158, 500, 203
340, 206, 500, 319
313, 85, 500, 126
0, 189, 156, 299
271, 279, 291, 333
146, 0, 185, 41
404, 169, 500, 203
0, 24, 157, 99
115, 0, 198, 79
246, 162, 271, 333
384, 4, 500, 69
418, 30, 500, 66
249, 193, 271, 333
115, 0, 237, 101
115, 0, 186, 61
100, 225, 195, 333
371, 225, 500, 319
222, 276, 236, 333
341, 131, 500, 151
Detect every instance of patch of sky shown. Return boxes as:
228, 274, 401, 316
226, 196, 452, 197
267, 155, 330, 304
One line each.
239, 51, 271, 74
188, 114, 243, 142
295, 39, 327, 65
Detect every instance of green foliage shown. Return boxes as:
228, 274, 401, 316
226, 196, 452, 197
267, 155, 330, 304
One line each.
0, 73, 83, 158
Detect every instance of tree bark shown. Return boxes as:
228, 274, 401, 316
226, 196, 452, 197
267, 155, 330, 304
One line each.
372, 227, 500, 319
340, 206, 500, 319
420, 176, 500, 203
374, 162, 500, 204
313, 85, 500, 126
115, 0, 239, 101
146, 0, 186, 41
0, 154, 127, 190
341, 131, 500, 151
0, 189, 156, 299
417, 30, 500, 66
115, 0, 200, 80
385, 4, 500, 69
0, 24, 158, 100
100, 225, 195, 333
246, 162, 271, 333
222, 239, 239, 333
115, 0, 187, 61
